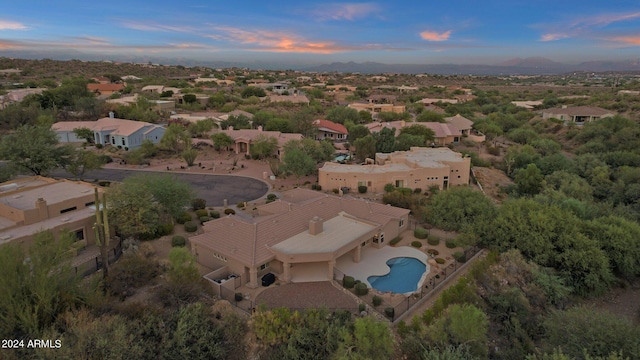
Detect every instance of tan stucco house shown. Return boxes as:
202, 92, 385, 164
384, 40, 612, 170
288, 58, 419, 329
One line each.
0, 177, 99, 249
213, 127, 303, 159
541, 106, 615, 123
189, 188, 410, 288
319, 147, 471, 193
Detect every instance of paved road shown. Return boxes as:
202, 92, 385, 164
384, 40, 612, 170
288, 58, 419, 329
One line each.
52, 168, 269, 207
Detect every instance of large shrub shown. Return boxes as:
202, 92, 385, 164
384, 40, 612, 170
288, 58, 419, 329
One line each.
358, 185, 367, 194
427, 235, 440, 246
184, 221, 198, 232
414, 227, 428, 239
175, 212, 192, 224
384, 307, 394, 318
384, 183, 395, 192
171, 236, 186, 247
199, 216, 212, 224
445, 239, 457, 248
372, 295, 382, 307
209, 210, 220, 219
191, 198, 206, 210
453, 251, 467, 263
343, 275, 355, 288
355, 282, 368, 296
411, 241, 422, 248
195, 209, 209, 218
224, 208, 235, 215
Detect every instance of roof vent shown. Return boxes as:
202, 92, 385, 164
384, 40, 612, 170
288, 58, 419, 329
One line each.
309, 216, 324, 235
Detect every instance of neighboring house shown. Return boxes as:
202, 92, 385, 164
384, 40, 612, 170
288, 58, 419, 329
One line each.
326, 85, 357, 92
369, 76, 387, 82
52, 117, 166, 150
618, 90, 640, 96
422, 122, 461, 146
141, 85, 181, 95
453, 94, 477, 103
511, 100, 543, 110
267, 94, 310, 104
368, 94, 397, 104
0, 176, 99, 249
319, 147, 470, 193
106, 94, 175, 111
121, 75, 142, 81
541, 106, 615, 123
348, 102, 406, 115
0, 88, 45, 109
189, 188, 410, 288
92, 76, 111, 84
397, 85, 419, 92
87, 83, 125, 96
365, 120, 460, 145
171, 93, 209, 105
254, 82, 290, 94
212, 126, 303, 159
416, 98, 458, 105
314, 119, 348, 142
444, 114, 474, 136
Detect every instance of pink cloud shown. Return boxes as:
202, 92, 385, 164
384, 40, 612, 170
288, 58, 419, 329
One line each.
0, 20, 27, 30
540, 33, 570, 42
310, 3, 381, 21
608, 36, 640, 45
209, 26, 362, 54
419, 30, 451, 42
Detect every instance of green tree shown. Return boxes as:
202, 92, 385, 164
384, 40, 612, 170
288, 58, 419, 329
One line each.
65, 149, 106, 180
241, 86, 266, 98
182, 93, 197, 104
0, 124, 73, 175
250, 135, 278, 159
160, 123, 191, 153
187, 118, 215, 138
515, 163, 544, 196
283, 148, 316, 185
326, 106, 359, 124
373, 127, 396, 153
0, 230, 88, 338
182, 148, 198, 166
335, 316, 395, 360
164, 303, 228, 359
426, 186, 496, 232
416, 111, 445, 122
265, 118, 292, 132
354, 135, 377, 162
210, 132, 235, 151
399, 124, 435, 144
289, 108, 317, 138
72, 126, 95, 144
348, 124, 370, 143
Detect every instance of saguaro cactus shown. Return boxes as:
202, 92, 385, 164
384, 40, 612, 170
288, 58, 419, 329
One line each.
93, 188, 111, 277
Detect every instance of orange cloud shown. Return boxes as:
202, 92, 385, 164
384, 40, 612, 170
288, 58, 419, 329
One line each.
608, 36, 640, 45
0, 40, 23, 49
0, 20, 27, 30
209, 26, 358, 54
419, 30, 451, 42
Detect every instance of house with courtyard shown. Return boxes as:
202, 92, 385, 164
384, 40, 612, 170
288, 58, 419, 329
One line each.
189, 188, 410, 289
0, 176, 100, 249
365, 120, 461, 145
348, 101, 406, 115
319, 147, 470, 193
444, 114, 474, 136
213, 126, 303, 159
87, 83, 125, 97
541, 106, 615, 123
314, 119, 348, 142
52, 116, 166, 150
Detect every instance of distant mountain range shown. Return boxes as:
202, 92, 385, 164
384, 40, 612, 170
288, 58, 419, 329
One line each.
303, 58, 640, 75
2, 48, 640, 75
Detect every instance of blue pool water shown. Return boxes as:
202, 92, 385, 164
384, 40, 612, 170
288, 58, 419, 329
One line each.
368, 257, 427, 294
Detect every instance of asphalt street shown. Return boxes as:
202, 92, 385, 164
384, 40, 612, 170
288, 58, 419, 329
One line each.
51, 168, 269, 207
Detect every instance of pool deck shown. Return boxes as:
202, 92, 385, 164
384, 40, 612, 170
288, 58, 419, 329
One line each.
335, 246, 430, 293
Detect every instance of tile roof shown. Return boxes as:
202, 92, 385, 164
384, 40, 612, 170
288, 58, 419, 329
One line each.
422, 122, 461, 138
444, 114, 474, 131
314, 119, 348, 135
52, 117, 163, 137
189, 189, 409, 266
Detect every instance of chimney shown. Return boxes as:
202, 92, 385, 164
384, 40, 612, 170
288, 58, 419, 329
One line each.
108, 111, 115, 118
36, 198, 48, 220
258, 125, 263, 132
228, 125, 234, 131
309, 216, 323, 235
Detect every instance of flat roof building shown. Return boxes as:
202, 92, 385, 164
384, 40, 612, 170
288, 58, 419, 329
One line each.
319, 147, 471, 193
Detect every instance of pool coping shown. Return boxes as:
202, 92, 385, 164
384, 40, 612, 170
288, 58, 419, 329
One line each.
335, 245, 430, 295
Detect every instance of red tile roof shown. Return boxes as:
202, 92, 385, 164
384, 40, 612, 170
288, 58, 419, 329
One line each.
313, 119, 348, 135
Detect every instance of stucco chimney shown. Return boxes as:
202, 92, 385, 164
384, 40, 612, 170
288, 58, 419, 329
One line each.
258, 125, 263, 132
309, 216, 323, 235
228, 125, 234, 131
36, 197, 48, 220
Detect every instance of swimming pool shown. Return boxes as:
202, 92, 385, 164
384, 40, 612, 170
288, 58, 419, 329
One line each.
367, 257, 427, 294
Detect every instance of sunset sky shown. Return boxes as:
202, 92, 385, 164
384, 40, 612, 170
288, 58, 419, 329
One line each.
1, 1, 639, 65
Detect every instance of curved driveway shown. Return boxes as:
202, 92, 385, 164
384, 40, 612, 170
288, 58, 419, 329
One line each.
53, 168, 269, 207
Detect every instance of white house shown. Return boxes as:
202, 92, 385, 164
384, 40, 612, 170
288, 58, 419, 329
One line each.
52, 117, 165, 150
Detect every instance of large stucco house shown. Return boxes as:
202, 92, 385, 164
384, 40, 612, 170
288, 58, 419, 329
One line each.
0, 176, 99, 249
211, 126, 303, 159
314, 119, 348, 142
189, 188, 410, 289
52, 117, 166, 150
319, 147, 471, 193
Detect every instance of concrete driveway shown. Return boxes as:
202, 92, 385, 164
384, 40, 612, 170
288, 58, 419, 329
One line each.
52, 168, 269, 207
